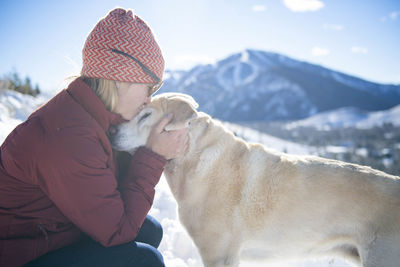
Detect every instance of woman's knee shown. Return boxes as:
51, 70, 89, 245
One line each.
136, 215, 163, 248
131, 243, 165, 267
148, 215, 163, 248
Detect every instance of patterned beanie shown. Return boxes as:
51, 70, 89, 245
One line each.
81, 8, 164, 83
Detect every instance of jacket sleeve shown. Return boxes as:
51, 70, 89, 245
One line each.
35, 129, 166, 247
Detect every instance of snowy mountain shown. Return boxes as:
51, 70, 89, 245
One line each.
286, 104, 400, 130
159, 49, 400, 122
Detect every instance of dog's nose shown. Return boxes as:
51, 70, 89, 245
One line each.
108, 126, 117, 136
107, 126, 118, 142
107, 126, 119, 148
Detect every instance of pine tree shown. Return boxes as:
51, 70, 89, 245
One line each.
4, 70, 41, 96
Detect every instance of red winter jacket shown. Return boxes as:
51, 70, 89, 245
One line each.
0, 78, 166, 267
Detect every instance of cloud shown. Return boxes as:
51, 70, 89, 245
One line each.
311, 46, 330, 56
389, 11, 400, 20
351, 46, 368, 54
252, 5, 266, 12
322, 23, 344, 31
283, 0, 324, 12
381, 11, 399, 22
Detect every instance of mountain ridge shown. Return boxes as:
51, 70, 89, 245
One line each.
159, 49, 400, 122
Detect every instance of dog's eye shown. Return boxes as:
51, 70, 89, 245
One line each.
138, 112, 152, 124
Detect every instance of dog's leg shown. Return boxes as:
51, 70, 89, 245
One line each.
199, 247, 240, 267
197, 236, 241, 267
202, 254, 240, 267
221, 249, 240, 267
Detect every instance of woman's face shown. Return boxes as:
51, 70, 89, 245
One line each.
114, 82, 153, 120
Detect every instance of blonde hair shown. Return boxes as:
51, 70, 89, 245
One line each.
81, 76, 118, 112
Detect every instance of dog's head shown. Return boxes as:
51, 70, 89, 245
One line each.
110, 93, 199, 154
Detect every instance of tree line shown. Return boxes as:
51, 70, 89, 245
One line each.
1, 70, 41, 96
242, 121, 400, 176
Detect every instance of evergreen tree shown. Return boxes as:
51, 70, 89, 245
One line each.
4, 70, 41, 96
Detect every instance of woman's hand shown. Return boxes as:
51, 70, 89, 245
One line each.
146, 114, 189, 160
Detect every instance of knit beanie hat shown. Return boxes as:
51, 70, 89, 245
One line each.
81, 8, 164, 83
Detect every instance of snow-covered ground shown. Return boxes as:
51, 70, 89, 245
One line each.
286, 105, 400, 130
0, 89, 353, 267
0, 88, 47, 141
222, 121, 318, 156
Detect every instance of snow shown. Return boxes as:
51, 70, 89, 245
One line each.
222, 121, 317, 156
0, 89, 354, 267
363, 105, 400, 128
215, 52, 260, 91
330, 72, 368, 91
286, 105, 400, 130
240, 50, 250, 63
382, 158, 394, 168
329, 71, 399, 96
183, 75, 198, 87
0, 89, 47, 141
325, 146, 349, 154
0, 114, 21, 142
355, 148, 369, 157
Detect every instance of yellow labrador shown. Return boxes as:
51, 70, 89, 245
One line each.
111, 93, 400, 267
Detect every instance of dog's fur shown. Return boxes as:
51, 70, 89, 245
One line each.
111, 93, 400, 267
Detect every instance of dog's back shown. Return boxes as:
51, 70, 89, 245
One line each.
165, 112, 400, 267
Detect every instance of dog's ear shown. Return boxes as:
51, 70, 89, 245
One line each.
165, 113, 198, 131
164, 104, 198, 131
136, 107, 155, 129
156, 93, 199, 110
152, 93, 199, 131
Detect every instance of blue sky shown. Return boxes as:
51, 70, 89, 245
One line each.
0, 0, 399, 93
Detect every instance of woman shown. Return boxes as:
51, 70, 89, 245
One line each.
0, 8, 187, 267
